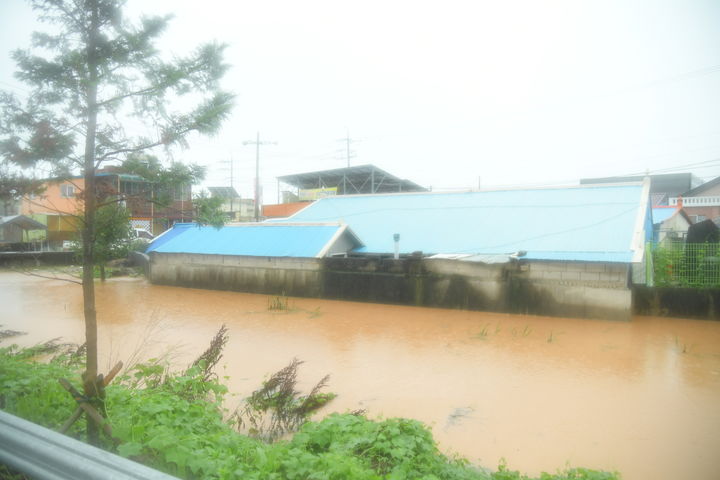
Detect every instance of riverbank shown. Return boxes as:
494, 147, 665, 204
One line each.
0, 342, 616, 479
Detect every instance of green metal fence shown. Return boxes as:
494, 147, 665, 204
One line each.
649, 242, 720, 287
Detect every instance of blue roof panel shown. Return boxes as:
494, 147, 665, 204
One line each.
278, 185, 648, 262
148, 224, 343, 257
146, 223, 194, 253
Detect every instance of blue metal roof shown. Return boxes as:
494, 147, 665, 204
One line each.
278, 185, 650, 262
146, 223, 195, 253
146, 224, 349, 257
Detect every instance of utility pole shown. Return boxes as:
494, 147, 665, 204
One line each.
219, 155, 236, 219
345, 129, 351, 168
228, 155, 234, 216
243, 132, 277, 222
337, 128, 356, 168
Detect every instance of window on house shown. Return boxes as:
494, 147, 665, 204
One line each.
693, 215, 707, 223
60, 184, 75, 198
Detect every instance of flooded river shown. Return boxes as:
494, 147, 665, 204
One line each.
1, 271, 719, 479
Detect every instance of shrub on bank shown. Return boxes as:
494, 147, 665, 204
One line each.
0, 346, 618, 480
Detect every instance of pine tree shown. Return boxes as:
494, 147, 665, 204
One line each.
0, 0, 233, 442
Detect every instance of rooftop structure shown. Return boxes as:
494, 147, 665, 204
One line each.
277, 164, 427, 198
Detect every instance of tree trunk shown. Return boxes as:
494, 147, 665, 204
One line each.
82, 0, 101, 445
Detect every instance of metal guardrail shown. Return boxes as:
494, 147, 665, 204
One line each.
0, 410, 180, 480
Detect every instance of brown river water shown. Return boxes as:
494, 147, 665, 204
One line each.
1, 271, 719, 480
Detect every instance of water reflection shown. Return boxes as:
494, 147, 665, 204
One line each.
1, 272, 719, 480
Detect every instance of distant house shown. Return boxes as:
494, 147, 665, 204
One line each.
670, 176, 720, 224
20, 179, 83, 248
581, 173, 701, 206
262, 202, 310, 219
20, 170, 193, 248
207, 187, 254, 222
652, 206, 691, 245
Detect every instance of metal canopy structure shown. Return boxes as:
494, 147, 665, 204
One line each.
277, 164, 427, 196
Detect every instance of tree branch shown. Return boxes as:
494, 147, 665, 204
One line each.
95, 85, 163, 108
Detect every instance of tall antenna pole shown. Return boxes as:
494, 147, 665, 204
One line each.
243, 132, 277, 222
229, 154, 234, 215
337, 128, 356, 168
346, 129, 351, 168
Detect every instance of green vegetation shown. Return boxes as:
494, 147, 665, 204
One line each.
0, 342, 619, 480
651, 242, 720, 288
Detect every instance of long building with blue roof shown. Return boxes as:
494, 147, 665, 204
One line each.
147, 180, 651, 321
276, 183, 651, 263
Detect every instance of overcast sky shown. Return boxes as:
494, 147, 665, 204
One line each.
1, 0, 719, 203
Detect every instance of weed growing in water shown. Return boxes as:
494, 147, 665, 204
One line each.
268, 293, 289, 311
547, 331, 554, 343
674, 335, 690, 354
474, 324, 490, 339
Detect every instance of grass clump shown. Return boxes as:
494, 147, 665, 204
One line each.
268, 293, 290, 311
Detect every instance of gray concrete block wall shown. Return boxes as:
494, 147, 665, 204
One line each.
148, 252, 634, 321
149, 252, 323, 296
513, 261, 632, 320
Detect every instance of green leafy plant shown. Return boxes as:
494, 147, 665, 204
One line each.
234, 358, 336, 442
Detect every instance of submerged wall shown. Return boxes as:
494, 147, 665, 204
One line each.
148, 252, 323, 297
323, 257, 632, 321
633, 286, 720, 320
149, 253, 633, 321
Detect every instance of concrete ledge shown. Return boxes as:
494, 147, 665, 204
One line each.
0, 251, 76, 267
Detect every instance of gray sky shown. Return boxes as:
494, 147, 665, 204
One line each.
1, 0, 720, 203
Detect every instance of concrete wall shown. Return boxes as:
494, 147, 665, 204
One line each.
509, 261, 631, 320
149, 252, 633, 321
421, 259, 630, 320
633, 285, 720, 320
149, 252, 323, 297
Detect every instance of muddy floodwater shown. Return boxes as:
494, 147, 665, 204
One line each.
2, 271, 720, 479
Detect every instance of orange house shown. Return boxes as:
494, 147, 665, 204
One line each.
20, 179, 84, 247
